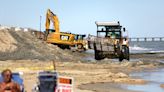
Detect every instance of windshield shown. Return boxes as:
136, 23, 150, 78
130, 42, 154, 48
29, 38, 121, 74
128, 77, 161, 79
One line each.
107, 31, 121, 38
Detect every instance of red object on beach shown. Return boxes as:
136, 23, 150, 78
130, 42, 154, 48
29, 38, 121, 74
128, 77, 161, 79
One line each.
55, 76, 73, 92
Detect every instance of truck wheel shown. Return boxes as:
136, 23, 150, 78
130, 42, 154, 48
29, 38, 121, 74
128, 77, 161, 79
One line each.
95, 50, 100, 60
119, 52, 124, 62
122, 45, 130, 61
95, 50, 103, 60
126, 47, 130, 61
78, 44, 85, 51
116, 45, 123, 62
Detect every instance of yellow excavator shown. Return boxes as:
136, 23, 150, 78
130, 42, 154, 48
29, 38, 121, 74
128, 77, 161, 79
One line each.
45, 9, 87, 50
45, 9, 75, 49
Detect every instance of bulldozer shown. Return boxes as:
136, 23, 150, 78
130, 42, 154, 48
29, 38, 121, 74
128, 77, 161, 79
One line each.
73, 34, 88, 51
45, 9, 87, 50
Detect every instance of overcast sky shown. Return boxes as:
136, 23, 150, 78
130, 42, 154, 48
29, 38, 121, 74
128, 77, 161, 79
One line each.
0, 0, 164, 37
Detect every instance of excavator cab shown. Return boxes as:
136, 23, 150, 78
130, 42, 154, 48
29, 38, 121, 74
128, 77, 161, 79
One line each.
46, 31, 75, 49
47, 29, 55, 33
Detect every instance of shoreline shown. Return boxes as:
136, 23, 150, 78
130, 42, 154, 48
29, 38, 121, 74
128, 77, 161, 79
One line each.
78, 67, 164, 92
78, 82, 139, 92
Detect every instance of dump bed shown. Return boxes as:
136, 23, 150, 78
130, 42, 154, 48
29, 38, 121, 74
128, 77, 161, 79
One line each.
88, 35, 115, 52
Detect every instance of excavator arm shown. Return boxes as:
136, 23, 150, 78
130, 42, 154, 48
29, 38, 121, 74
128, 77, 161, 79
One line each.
45, 9, 60, 33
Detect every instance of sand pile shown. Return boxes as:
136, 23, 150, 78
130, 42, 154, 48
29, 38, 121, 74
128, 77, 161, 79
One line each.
0, 27, 78, 61
0, 30, 17, 52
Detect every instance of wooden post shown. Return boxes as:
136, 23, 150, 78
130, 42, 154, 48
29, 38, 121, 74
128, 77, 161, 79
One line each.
53, 60, 56, 71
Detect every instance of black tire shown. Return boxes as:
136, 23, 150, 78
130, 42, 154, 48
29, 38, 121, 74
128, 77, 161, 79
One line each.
122, 45, 130, 61
119, 52, 124, 62
116, 45, 123, 62
77, 44, 83, 49
127, 47, 130, 60
95, 50, 103, 60
88, 41, 91, 49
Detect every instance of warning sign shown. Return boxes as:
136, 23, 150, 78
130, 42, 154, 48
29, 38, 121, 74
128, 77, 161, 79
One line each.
55, 76, 73, 92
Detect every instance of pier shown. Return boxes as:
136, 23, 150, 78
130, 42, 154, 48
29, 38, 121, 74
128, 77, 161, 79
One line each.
129, 37, 164, 42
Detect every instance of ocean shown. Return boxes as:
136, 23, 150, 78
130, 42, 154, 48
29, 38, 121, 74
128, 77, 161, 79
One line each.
127, 41, 164, 92
125, 69, 164, 92
129, 41, 164, 54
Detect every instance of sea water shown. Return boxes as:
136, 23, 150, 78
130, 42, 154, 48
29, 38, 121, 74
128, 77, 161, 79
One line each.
124, 69, 164, 92
126, 41, 164, 92
129, 41, 164, 54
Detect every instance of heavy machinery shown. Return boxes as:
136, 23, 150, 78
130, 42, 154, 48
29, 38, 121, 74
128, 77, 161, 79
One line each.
88, 21, 130, 61
74, 34, 88, 51
45, 9, 87, 50
45, 9, 74, 49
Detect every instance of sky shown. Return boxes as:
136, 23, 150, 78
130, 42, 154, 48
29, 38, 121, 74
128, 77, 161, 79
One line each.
0, 0, 164, 37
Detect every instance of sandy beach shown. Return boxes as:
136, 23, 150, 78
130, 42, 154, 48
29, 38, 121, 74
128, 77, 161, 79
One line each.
0, 55, 164, 92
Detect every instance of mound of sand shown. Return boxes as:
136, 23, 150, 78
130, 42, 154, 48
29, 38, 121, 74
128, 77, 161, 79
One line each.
0, 27, 78, 61
0, 29, 17, 52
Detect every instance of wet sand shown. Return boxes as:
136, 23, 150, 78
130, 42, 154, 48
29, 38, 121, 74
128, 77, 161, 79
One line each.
79, 82, 139, 92
77, 52, 164, 92
0, 54, 164, 92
